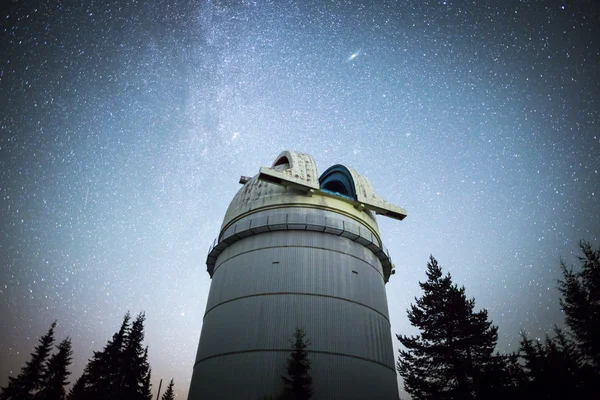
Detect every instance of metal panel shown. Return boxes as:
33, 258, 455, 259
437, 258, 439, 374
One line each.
234, 219, 253, 238
355, 225, 374, 246
306, 213, 326, 232
196, 295, 395, 368
286, 212, 307, 230
190, 351, 287, 400
323, 216, 343, 235
234, 218, 251, 232
206, 242, 389, 319
213, 241, 228, 252
189, 351, 398, 400
249, 215, 270, 234
221, 224, 236, 241
221, 231, 238, 244
234, 207, 378, 243
209, 208, 398, 280
340, 220, 360, 240
267, 214, 287, 231
214, 230, 383, 275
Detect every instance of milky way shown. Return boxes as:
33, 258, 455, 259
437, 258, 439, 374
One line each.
1, 1, 599, 398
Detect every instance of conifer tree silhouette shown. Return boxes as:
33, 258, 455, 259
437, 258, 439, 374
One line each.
65, 375, 86, 400
281, 327, 313, 400
515, 241, 600, 399
121, 313, 151, 400
84, 312, 131, 400
160, 379, 174, 400
0, 321, 57, 400
35, 338, 73, 400
558, 241, 600, 372
396, 256, 502, 399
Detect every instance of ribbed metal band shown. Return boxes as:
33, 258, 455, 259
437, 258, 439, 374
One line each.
193, 349, 396, 373
204, 292, 391, 323
206, 212, 394, 282
212, 244, 384, 279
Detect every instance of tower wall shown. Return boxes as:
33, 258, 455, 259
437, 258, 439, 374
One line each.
189, 208, 398, 399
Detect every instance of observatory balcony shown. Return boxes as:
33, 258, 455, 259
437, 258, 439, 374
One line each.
207, 211, 396, 282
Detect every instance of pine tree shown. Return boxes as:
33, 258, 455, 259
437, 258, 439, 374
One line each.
160, 379, 174, 400
518, 327, 586, 399
0, 321, 57, 400
35, 338, 73, 400
471, 352, 520, 399
65, 375, 86, 400
121, 313, 151, 400
141, 368, 152, 400
396, 256, 501, 400
84, 312, 131, 400
281, 327, 313, 400
514, 241, 600, 399
558, 241, 600, 372
503, 351, 529, 397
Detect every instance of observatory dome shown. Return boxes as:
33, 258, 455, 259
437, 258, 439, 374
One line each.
220, 150, 379, 240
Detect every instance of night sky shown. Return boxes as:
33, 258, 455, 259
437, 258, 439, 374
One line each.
1, 0, 599, 398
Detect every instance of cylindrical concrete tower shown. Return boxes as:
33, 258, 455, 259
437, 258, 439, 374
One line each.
188, 151, 407, 400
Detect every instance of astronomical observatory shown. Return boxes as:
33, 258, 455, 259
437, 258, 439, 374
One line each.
188, 151, 407, 399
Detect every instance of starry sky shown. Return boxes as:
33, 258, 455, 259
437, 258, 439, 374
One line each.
1, 0, 599, 398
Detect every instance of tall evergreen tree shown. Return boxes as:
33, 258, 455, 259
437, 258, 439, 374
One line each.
471, 352, 520, 399
518, 327, 586, 399
558, 240, 600, 372
35, 338, 73, 400
514, 241, 600, 398
140, 368, 152, 400
396, 256, 502, 400
0, 321, 57, 400
84, 312, 131, 400
160, 379, 175, 400
121, 313, 151, 400
65, 375, 86, 400
281, 327, 313, 400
